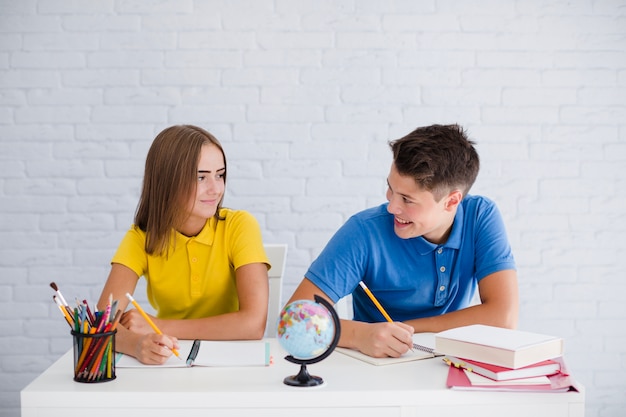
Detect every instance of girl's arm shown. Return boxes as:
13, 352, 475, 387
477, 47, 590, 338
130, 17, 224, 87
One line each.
149, 262, 270, 340
97, 263, 179, 364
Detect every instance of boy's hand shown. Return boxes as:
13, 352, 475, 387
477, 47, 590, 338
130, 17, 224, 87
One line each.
355, 321, 414, 358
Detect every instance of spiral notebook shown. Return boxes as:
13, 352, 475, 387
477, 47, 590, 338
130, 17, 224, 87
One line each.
335, 332, 442, 365
115, 339, 271, 368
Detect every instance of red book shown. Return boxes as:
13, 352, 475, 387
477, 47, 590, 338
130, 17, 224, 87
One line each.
444, 355, 562, 381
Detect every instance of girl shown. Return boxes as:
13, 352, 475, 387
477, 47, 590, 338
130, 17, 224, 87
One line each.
97, 125, 269, 364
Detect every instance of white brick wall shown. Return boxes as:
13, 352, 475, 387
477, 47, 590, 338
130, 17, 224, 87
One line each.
1, 0, 625, 415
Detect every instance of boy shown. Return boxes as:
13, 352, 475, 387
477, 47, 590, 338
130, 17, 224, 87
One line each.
287, 124, 518, 358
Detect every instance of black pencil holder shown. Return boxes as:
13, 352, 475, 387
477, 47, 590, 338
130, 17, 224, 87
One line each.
71, 329, 117, 383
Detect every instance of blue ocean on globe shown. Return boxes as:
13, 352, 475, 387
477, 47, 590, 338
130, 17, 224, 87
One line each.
276, 299, 336, 360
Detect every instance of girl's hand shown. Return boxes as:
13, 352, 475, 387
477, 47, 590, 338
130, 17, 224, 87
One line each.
121, 309, 159, 335
132, 333, 180, 365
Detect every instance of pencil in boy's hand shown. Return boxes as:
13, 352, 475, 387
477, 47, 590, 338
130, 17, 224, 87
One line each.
358, 281, 393, 322
358, 281, 414, 352
125, 293, 181, 359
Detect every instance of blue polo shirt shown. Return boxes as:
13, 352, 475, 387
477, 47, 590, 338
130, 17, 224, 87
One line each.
305, 196, 516, 323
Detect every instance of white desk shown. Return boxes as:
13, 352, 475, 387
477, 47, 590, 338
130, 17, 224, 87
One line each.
21, 339, 584, 417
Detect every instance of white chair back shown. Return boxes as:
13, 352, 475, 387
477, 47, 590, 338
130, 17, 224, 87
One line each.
263, 244, 287, 337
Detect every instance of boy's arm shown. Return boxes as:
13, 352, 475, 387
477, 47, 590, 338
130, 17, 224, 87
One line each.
405, 269, 519, 333
287, 278, 415, 358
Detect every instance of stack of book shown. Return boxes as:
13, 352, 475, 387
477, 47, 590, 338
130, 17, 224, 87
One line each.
435, 324, 578, 392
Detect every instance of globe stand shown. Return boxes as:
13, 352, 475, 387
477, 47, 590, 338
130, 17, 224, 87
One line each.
283, 364, 324, 387
280, 295, 341, 388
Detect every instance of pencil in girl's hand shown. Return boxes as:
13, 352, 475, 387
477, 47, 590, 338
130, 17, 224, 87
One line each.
125, 293, 181, 359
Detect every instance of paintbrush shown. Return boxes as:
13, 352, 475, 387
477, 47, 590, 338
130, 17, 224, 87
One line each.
50, 282, 69, 306
53, 295, 74, 327
50, 281, 75, 322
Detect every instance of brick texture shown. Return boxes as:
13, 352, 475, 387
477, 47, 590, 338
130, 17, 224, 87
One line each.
1, 1, 624, 416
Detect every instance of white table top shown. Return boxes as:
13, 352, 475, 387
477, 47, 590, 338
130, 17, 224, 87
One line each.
21, 339, 585, 417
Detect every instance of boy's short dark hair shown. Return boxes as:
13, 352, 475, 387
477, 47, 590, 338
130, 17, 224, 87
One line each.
389, 124, 479, 201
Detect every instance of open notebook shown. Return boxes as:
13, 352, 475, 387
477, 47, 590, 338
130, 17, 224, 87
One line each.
115, 339, 271, 368
335, 332, 442, 365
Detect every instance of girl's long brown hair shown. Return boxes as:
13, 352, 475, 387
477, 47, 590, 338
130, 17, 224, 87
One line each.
135, 125, 226, 256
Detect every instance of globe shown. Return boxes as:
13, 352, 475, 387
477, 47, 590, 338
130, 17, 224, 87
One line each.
277, 299, 335, 359
276, 295, 341, 387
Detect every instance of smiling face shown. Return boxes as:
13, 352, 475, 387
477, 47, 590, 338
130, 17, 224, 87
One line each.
385, 163, 461, 244
180, 143, 226, 236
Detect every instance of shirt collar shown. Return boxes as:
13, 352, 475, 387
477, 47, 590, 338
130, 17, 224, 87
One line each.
175, 218, 215, 246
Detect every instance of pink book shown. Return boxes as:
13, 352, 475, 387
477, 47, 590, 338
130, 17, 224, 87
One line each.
445, 364, 577, 392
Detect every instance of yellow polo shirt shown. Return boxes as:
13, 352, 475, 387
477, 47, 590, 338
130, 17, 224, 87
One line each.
111, 208, 269, 319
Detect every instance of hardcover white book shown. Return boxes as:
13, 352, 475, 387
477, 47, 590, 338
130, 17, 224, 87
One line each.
435, 324, 563, 369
